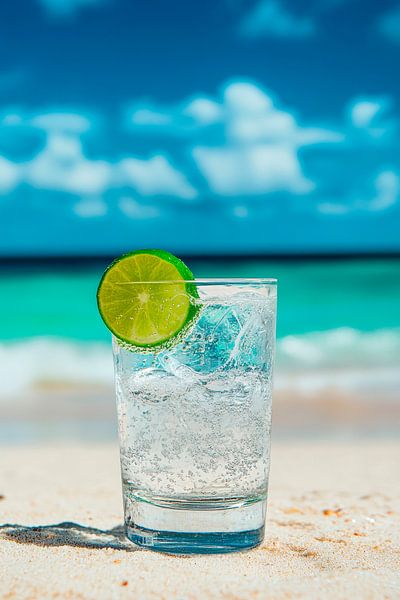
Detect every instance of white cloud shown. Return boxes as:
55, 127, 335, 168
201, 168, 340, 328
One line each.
347, 96, 395, 139
318, 170, 400, 215
296, 128, 344, 144
0, 156, 20, 193
223, 84, 342, 145
378, 5, 400, 44
119, 155, 197, 200
369, 170, 400, 211
119, 197, 160, 219
0, 112, 112, 197
0, 109, 198, 202
228, 109, 295, 143
126, 82, 337, 151
191, 81, 338, 196
38, 0, 106, 18
128, 96, 223, 132
224, 82, 273, 113
73, 197, 108, 217
193, 144, 313, 196
31, 112, 91, 133
239, 0, 315, 39
223, 83, 302, 145
183, 98, 223, 125
350, 101, 382, 128
27, 133, 112, 195
2, 79, 398, 220
0, 140, 197, 203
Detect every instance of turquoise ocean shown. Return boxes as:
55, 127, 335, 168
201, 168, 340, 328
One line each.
0, 257, 399, 399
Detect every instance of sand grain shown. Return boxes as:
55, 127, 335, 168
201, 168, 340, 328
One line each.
1, 442, 399, 599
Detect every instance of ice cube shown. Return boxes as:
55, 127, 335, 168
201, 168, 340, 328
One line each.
159, 291, 274, 374
164, 303, 241, 373
127, 368, 187, 404
158, 355, 199, 383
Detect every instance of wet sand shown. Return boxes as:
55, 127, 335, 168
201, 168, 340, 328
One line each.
1, 382, 400, 443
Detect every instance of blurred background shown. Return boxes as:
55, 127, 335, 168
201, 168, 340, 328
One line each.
0, 0, 399, 442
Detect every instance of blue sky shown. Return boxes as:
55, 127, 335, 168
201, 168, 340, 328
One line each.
0, 0, 400, 255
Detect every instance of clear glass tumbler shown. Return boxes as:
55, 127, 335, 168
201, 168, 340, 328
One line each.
113, 279, 277, 554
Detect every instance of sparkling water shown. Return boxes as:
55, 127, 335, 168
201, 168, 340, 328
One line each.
113, 282, 277, 553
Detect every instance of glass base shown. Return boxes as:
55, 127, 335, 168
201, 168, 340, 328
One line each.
124, 496, 266, 554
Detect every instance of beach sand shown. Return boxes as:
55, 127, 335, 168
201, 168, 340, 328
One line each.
1, 441, 399, 599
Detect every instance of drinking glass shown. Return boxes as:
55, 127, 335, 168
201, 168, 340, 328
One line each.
113, 279, 277, 554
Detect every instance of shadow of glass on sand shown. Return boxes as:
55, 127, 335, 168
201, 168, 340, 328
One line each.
0, 522, 136, 551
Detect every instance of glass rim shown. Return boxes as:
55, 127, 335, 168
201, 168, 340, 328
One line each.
114, 278, 277, 285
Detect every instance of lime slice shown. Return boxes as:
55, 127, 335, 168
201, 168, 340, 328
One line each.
97, 249, 199, 349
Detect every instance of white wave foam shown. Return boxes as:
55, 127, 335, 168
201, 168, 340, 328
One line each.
0, 337, 113, 397
277, 327, 400, 370
275, 366, 400, 395
0, 328, 399, 398
276, 328, 400, 394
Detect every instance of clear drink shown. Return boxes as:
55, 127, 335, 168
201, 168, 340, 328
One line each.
113, 279, 277, 553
